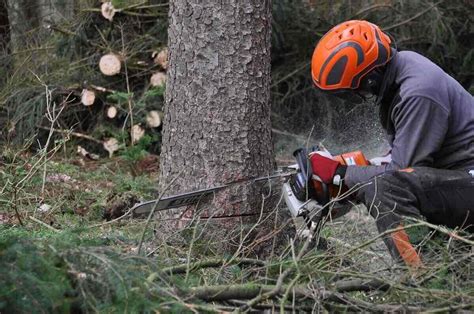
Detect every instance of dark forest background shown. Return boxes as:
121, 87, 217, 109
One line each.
0, 0, 471, 159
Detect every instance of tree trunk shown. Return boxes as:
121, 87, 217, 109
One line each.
7, 0, 74, 53
0, 0, 10, 84
160, 1, 274, 225
0, 0, 10, 53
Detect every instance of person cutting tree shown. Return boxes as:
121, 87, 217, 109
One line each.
309, 20, 474, 267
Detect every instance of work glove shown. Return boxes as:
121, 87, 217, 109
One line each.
369, 152, 392, 166
309, 152, 347, 185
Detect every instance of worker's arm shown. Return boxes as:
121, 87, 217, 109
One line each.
344, 96, 449, 187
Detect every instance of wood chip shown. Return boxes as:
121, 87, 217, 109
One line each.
146, 110, 161, 128
103, 138, 119, 158
150, 72, 166, 87
77, 145, 99, 160
81, 89, 96, 106
106, 106, 118, 119
101, 2, 116, 21
131, 124, 145, 144
99, 53, 121, 76
153, 48, 168, 69
38, 203, 51, 213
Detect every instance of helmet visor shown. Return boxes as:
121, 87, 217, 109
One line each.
321, 89, 368, 105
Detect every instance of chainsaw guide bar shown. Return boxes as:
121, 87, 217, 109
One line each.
130, 170, 297, 215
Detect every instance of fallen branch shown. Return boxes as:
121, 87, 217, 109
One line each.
187, 282, 423, 312
160, 258, 265, 275
36, 125, 102, 145
188, 283, 311, 302
333, 278, 390, 292
29, 216, 60, 233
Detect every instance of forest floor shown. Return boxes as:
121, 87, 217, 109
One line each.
1, 148, 473, 312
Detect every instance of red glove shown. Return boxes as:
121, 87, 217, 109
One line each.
309, 153, 345, 184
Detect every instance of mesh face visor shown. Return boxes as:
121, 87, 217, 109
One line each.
320, 88, 368, 104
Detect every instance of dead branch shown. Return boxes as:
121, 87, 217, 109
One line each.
29, 216, 60, 233
137, 170, 184, 254
187, 281, 424, 312
350, 4, 395, 19
36, 125, 102, 145
188, 283, 312, 302
333, 278, 390, 292
405, 216, 474, 246
160, 258, 265, 275
384, 1, 442, 31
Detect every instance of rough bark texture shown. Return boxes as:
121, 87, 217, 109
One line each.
160, 1, 274, 220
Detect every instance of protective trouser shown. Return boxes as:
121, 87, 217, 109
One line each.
355, 167, 474, 267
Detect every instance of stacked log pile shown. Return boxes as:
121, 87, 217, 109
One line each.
3, 0, 169, 157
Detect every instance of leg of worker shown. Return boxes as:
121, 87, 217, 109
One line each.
356, 170, 423, 266
409, 167, 474, 231
355, 167, 474, 266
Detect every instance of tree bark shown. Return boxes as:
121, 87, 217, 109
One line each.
160, 1, 274, 222
7, 0, 74, 53
0, 0, 10, 85
0, 0, 10, 54
7, 0, 39, 52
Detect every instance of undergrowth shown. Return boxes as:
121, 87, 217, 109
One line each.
0, 148, 473, 312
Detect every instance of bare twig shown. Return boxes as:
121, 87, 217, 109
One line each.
86, 207, 135, 229
404, 217, 474, 246
350, 4, 395, 19
340, 222, 426, 258
271, 62, 310, 88
120, 25, 134, 145
160, 258, 265, 275
29, 216, 60, 233
333, 278, 390, 292
383, 1, 443, 31
137, 171, 183, 254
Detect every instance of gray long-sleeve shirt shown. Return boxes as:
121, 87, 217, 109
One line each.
345, 51, 474, 187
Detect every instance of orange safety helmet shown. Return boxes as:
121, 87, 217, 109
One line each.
311, 20, 392, 91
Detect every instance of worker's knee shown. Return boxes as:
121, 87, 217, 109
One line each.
355, 171, 402, 204
355, 171, 420, 218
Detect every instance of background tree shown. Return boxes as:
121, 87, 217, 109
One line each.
0, 0, 10, 85
159, 1, 274, 226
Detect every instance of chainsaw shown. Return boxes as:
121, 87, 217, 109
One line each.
130, 147, 369, 234
283, 147, 369, 237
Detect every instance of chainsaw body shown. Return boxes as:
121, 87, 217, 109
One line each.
282, 147, 369, 230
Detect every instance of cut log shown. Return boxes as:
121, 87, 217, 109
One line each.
103, 137, 119, 158
153, 48, 168, 69
106, 106, 118, 119
99, 53, 121, 76
150, 72, 166, 87
77, 145, 99, 160
101, 2, 116, 21
81, 89, 95, 106
131, 124, 145, 144
146, 110, 162, 128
